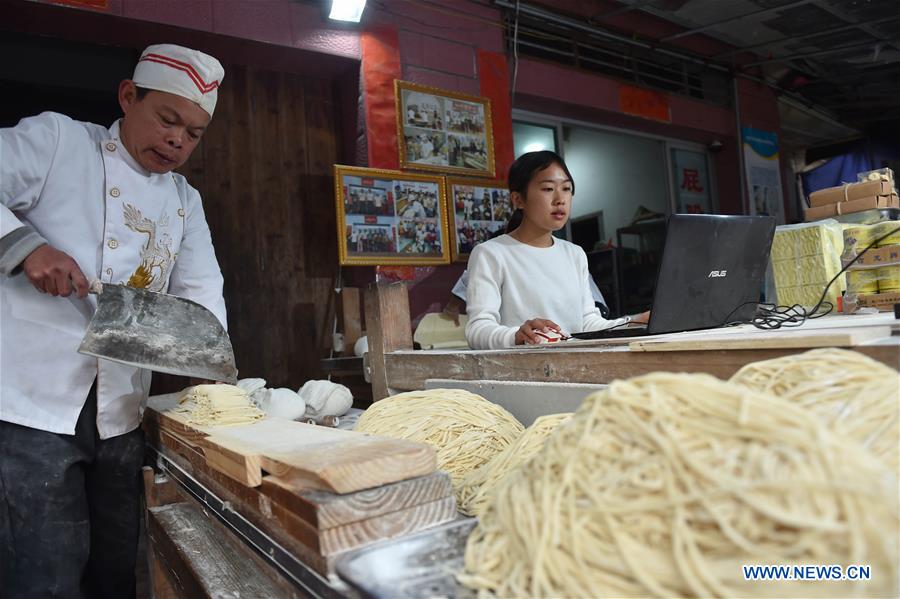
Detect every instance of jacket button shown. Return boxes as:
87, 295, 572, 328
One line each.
109, 187, 120, 198
106, 142, 116, 152
177, 208, 185, 217
107, 239, 119, 249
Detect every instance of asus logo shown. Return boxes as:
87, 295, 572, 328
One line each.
708, 270, 727, 278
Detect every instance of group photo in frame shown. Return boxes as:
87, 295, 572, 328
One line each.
446, 177, 514, 261
334, 165, 451, 266
395, 80, 496, 177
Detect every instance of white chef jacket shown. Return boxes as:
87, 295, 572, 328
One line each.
0, 112, 227, 439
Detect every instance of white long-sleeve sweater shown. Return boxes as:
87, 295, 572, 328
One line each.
465, 234, 627, 349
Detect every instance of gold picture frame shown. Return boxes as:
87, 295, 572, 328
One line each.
395, 80, 496, 177
446, 177, 513, 261
334, 165, 451, 266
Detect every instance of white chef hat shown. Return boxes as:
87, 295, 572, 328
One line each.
132, 44, 224, 117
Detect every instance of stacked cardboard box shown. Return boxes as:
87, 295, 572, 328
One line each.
805, 180, 898, 221
771, 221, 844, 309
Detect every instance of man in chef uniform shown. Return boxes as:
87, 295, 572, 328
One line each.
0, 44, 228, 596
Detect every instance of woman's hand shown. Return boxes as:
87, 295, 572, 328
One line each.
630, 310, 651, 325
515, 318, 561, 345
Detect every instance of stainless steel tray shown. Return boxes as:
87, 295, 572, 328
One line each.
335, 518, 477, 599
833, 207, 900, 225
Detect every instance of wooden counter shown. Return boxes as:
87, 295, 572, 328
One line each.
365, 283, 900, 399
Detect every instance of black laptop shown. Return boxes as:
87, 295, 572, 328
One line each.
570, 214, 776, 340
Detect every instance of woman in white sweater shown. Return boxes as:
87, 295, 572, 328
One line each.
465, 151, 649, 349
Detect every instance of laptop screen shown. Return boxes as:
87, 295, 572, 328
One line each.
646, 214, 775, 334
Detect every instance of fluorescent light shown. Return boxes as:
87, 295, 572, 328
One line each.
523, 142, 546, 153
329, 0, 366, 22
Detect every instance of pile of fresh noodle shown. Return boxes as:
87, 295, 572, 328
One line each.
456, 413, 571, 517
354, 388, 523, 499
460, 369, 899, 598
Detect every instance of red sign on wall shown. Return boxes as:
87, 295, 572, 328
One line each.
618, 84, 671, 123
48, 0, 109, 9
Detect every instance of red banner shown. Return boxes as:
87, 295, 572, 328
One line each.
618, 84, 671, 123
477, 50, 514, 183
360, 25, 402, 170
48, 0, 109, 9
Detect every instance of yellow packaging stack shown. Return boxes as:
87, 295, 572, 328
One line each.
771, 221, 844, 309
841, 220, 900, 311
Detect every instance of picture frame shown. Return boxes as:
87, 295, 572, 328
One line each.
334, 165, 451, 266
395, 80, 496, 178
446, 177, 513, 261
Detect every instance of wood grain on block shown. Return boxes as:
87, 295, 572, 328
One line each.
316, 495, 456, 555
628, 327, 891, 352
260, 471, 452, 529
201, 418, 437, 493
203, 445, 262, 487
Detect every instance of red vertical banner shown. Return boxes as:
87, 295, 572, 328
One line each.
360, 25, 402, 169
477, 50, 514, 183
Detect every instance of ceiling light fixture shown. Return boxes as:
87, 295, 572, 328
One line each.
329, 0, 366, 22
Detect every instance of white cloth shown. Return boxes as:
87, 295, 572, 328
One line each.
465, 234, 627, 349
298, 380, 353, 418
133, 44, 223, 116
0, 112, 226, 438
258, 388, 307, 421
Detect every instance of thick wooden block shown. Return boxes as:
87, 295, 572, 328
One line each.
261, 471, 452, 530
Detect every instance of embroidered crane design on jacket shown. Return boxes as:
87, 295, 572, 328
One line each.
123, 204, 173, 292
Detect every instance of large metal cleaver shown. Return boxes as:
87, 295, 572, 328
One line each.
78, 282, 238, 383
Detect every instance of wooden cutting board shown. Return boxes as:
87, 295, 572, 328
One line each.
146, 394, 437, 493
629, 326, 891, 352
149, 425, 456, 569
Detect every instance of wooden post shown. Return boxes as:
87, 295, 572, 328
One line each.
364, 282, 414, 401
341, 287, 362, 356
142, 467, 181, 599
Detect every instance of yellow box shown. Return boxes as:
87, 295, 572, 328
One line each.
843, 225, 875, 256
872, 221, 900, 247
877, 265, 900, 292
848, 270, 879, 294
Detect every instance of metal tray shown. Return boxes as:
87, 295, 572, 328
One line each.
335, 518, 477, 599
833, 207, 900, 225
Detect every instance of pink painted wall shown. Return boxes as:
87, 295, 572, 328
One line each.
32, 0, 787, 316
42, 0, 780, 178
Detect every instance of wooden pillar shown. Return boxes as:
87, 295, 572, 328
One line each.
364, 282, 413, 400
142, 467, 182, 599
340, 287, 362, 356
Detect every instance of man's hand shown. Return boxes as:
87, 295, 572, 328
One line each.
515, 318, 561, 345
630, 310, 651, 325
22, 244, 90, 298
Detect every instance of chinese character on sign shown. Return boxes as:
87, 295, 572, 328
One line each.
681, 168, 704, 192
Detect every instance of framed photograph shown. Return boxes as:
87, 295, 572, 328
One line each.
446, 177, 513, 261
334, 165, 451, 266
395, 80, 495, 177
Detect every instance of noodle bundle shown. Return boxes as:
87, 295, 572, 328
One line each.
354, 389, 523, 493
729, 348, 900, 471
457, 413, 571, 517
460, 373, 898, 598
175, 384, 264, 427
